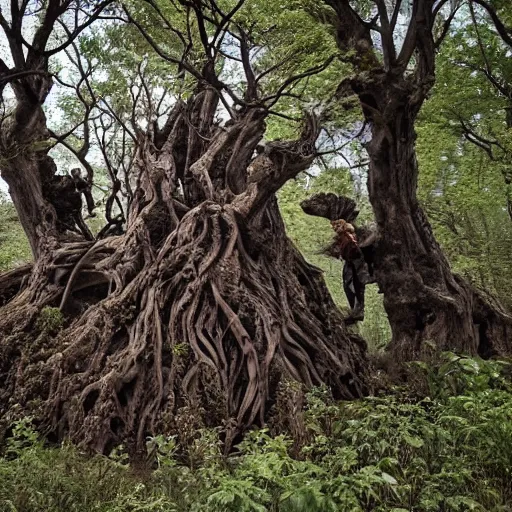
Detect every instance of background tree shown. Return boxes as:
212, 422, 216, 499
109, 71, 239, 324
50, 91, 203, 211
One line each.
316, 0, 512, 360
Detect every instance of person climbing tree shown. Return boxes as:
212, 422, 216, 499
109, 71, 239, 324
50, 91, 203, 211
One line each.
331, 218, 367, 322
301, 193, 377, 322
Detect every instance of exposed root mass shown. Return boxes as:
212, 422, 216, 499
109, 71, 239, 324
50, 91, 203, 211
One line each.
0, 200, 366, 455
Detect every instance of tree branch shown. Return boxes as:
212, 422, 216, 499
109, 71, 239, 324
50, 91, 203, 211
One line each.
43, 1, 117, 56
471, 0, 512, 49
434, 2, 462, 49
123, 4, 202, 81
234, 113, 321, 218
375, 0, 395, 69
262, 57, 334, 108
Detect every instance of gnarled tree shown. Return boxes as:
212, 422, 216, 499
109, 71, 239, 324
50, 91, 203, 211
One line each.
0, 0, 366, 456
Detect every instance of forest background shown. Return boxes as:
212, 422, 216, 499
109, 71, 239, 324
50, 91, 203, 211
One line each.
2, 0, 512, 510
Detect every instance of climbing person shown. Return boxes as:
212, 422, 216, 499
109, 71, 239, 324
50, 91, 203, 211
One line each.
330, 218, 367, 322
300, 193, 378, 323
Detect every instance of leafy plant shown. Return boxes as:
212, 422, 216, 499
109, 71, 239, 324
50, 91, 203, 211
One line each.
2, 355, 512, 511
36, 307, 64, 334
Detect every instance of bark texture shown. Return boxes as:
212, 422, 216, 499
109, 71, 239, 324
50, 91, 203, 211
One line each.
366, 95, 512, 359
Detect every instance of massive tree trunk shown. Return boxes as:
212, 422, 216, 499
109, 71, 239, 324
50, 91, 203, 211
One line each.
366, 81, 512, 360
0, 84, 367, 456
0, 73, 58, 258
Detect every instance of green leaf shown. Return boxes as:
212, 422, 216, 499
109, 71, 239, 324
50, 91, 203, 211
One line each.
380, 472, 398, 485
403, 434, 424, 448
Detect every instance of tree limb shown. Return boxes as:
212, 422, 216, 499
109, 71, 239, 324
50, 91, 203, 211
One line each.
471, 0, 512, 49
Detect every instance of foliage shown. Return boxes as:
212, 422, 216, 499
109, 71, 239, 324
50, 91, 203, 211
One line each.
0, 194, 31, 271
1, 354, 512, 511
35, 307, 64, 334
416, 6, 512, 308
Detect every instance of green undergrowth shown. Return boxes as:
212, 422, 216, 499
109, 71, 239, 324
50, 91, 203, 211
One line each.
0, 197, 31, 272
1, 353, 512, 512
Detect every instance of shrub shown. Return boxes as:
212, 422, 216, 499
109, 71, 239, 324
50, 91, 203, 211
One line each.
1, 354, 511, 511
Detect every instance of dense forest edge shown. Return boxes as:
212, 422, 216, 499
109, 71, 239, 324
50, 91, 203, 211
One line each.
2, 0, 512, 509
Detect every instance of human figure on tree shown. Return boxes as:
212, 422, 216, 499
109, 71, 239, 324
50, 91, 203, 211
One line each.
301, 193, 377, 323
42, 164, 96, 241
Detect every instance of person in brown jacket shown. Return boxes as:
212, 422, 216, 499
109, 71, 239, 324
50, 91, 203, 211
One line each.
330, 219, 376, 323
300, 193, 377, 323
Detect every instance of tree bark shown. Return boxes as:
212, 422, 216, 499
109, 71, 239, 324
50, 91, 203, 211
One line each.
0, 74, 59, 257
366, 86, 512, 360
